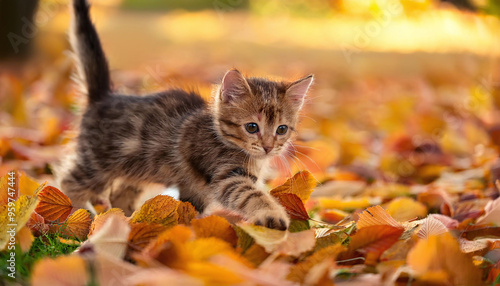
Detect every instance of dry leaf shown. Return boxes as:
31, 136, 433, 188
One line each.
407, 233, 482, 285
128, 222, 169, 251
185, 261, 243, 286
275, 228, 316, 256
270, 170, 316, 202
130, 195, 179, 227
31, 255, 88, 286
35, 186, 73, 222
417, 216, 448, 239
191, 215, 238, 246
177, 201, 197, 225
26, 211, 50, 236
476, 197, 500, 225
274, 193, 310, 220
89, 208, 128, 235
356, 205, 403, 229
344, 225, 404, 265
16, 226, 34, 252
288, 244, 345, 283
238, 223, 287, 253
80, 215, 131, 259
52, 209, 91, 240
126, 268, 204, 286
0, 195, 39, 250
386, 197, 428, 221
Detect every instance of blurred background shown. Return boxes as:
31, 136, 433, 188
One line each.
1, 0, 500, 189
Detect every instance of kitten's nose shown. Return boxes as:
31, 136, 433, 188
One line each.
263, 146, 273, 154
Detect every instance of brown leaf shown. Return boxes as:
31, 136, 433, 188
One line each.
26, 211, 49, 236
129, 222, 169, 251
288, 244, 345, 283
35, 186, 73, 222
270, 170, 316, 202
343, 225, 404, 265
274, 193, 310, 220
192, 215, 238, 247
89, 208, 128, 236
130, 195, 179, 227
177, 201, 197, 225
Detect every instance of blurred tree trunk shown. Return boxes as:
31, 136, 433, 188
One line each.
0, 0, 39, 60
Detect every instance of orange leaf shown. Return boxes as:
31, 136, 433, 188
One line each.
273, 193, 310, 220
129, 222, 169, 251
270, 171, 316, 202
177, 201, 198, 225
35, 186, 73, 222
130, 195, 179, 227
407, 233, 482, 285
344, 225, 404, 265
51, 209, 91, 240
386, 197, 427, 221
31, 255, 88, 286
192, 215, 238, 247
16, 226, 34, 252
288, 244, 345, 283
356, 205, 403, 229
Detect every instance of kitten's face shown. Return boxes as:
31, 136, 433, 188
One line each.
215, 70, 313, 159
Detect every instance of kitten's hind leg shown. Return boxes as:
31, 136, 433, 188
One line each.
109, 180, 144, 216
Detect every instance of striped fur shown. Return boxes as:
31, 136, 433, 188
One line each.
57, 0, 313, 230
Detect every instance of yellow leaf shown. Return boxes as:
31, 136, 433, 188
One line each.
407, 233, 482, 285
130, 195, 179, 227
288, 244, 345, 283
0, 195, 39, 250
270, 171, 316, 202
386, 197, 428, 221
19, 171, 42, 197
187, 237, 235, 261
317, 197, 372, 210
191, 215, 238, 246
186, 262, 243, 286
16, 226, 34, 253
31, 255, 88, 286
238, 223, 287, 253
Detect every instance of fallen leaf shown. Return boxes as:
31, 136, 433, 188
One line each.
0, 195, 39, 250
191, 215, 238, 246
80, 215, 130, 259
185, 261, 243, 286
52, 208, 91, 240
177, 201, 197, 225
128, 222, 169, 251
35, 186, 73, 222
89, 208, 128, 235
417, 216, 448, 239
356, 205, 403, 229
275, 228, 316, 256
130, 195, 179, 227
271, 170, 316, 202
407, 233, 482, 285
274, 193, 310, 220
386, 197, 427, 221
238, 223, 287, 253
288, 244, 345, 283
343, 225, 404, 265
476, 197, 500, 225
26, 211, 49, 236
16, 226, 34, 252
126, 268, 204, 286
31, 255, 88, 286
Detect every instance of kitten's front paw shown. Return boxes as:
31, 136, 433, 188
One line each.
248, 208, 290, 231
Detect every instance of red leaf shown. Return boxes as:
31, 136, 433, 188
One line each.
274, 193, 310, 220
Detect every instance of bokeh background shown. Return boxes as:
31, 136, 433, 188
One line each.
1, 0, 500, 190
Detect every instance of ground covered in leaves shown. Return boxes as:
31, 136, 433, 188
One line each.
2, 1, 500, 285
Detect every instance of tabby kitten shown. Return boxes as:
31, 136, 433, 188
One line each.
58, 0, 313, 230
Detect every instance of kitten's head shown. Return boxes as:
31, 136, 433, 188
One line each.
214, 69, 313, 158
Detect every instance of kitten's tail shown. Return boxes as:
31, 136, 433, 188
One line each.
70, 0, 110, 104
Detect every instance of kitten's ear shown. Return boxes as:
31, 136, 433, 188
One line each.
220, 69, 251, 103
286, 75, 313, 110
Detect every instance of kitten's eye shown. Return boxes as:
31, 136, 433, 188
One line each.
276, 125, 288, 135
245, 123, 259, 134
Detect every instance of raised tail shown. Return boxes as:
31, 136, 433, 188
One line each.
70, 0, 111, 104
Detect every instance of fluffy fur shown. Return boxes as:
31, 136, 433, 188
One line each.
57, 0, 313, 230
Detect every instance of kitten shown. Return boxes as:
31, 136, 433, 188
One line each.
57, 0, 313, 230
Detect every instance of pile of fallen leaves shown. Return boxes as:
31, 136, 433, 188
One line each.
1, 169, 500, 285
